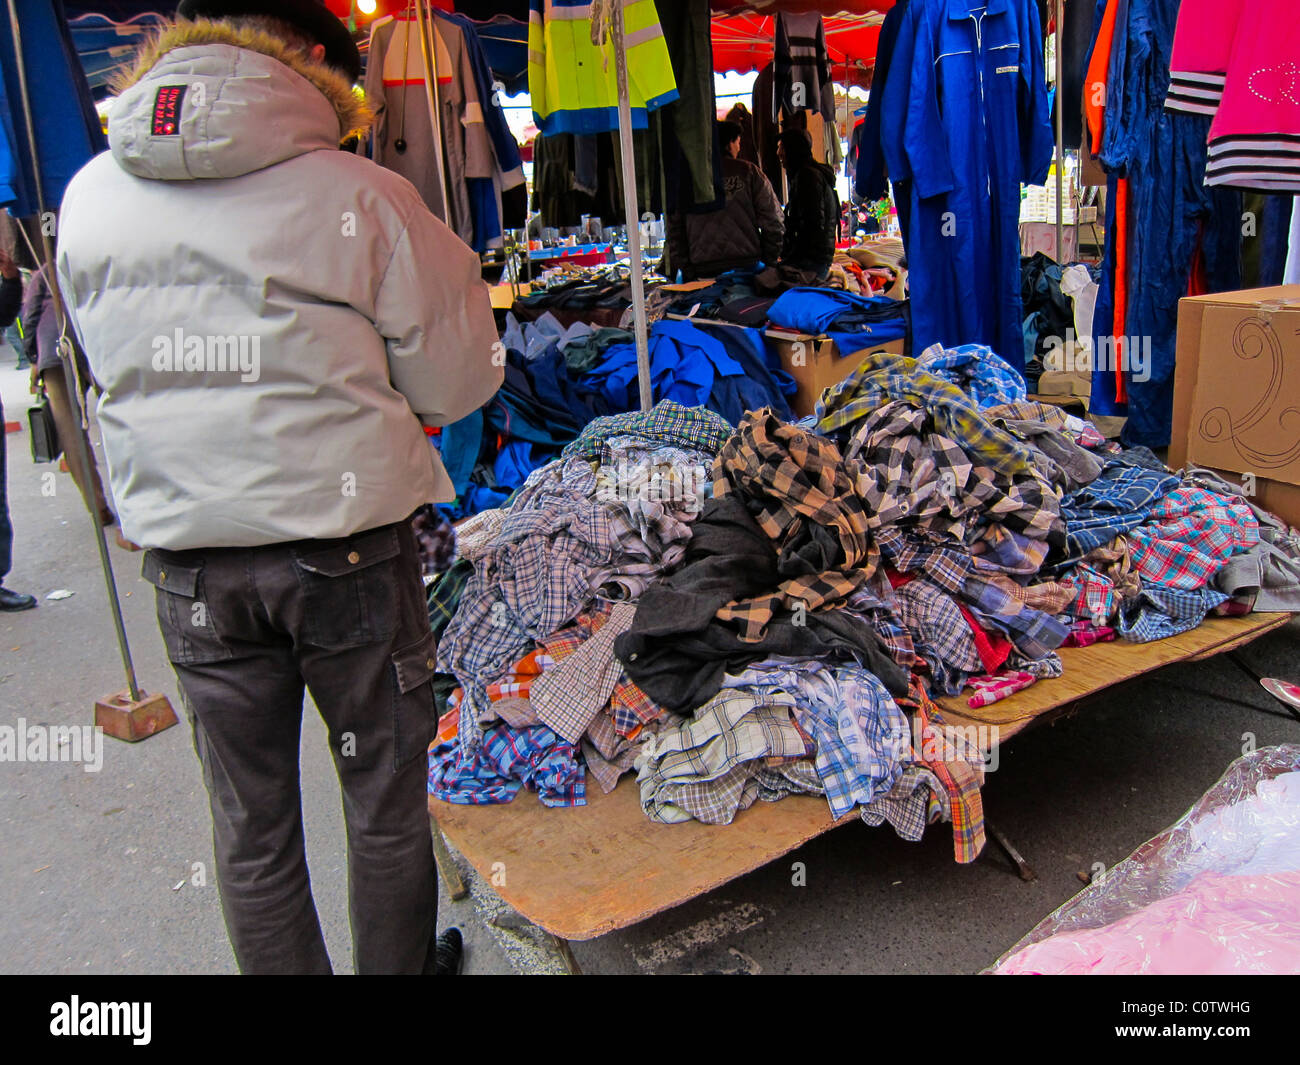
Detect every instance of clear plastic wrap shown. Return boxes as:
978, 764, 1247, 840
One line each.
991, 744, 1300, 974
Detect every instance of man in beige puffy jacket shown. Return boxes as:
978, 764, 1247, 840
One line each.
57, 0, 502, 974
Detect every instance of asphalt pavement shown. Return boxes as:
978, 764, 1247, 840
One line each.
1, 356, 1297, 976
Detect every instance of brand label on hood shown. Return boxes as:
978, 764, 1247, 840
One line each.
151, 85, 187, 136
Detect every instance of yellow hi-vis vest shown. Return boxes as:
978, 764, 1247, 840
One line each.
529, 0, 679, 136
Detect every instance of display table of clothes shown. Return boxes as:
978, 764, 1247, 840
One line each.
425, 350, 1300, 877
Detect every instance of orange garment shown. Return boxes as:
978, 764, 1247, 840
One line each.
1084, 0, 1121, 155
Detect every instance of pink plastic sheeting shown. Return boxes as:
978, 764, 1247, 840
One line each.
996, 870, 1300, 974
992, 745, 1300, 975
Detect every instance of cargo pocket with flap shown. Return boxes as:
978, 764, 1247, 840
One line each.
391, 630, 438, 769
291, 526, 403, 650
142, 550, 233, 666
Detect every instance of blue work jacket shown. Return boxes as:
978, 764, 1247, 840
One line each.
882, 0, 1053, 371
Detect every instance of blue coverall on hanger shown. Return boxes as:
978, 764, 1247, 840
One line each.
881, 0, 1053, 374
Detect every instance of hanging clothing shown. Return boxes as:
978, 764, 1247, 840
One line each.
752, 62, 784, 193
1203, 1, 1300, 192
881, 0, 1054, 372
364, 14, 496, 245
1164, 0, 1244, 117
0, 0, 105, 217
774, 12, 835, 120
725, 102, 760, 166
854, 0, 910, 202
528, 0, 679, 136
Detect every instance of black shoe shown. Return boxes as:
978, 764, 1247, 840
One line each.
432, 927, 463, 975
0, 587, 36, 611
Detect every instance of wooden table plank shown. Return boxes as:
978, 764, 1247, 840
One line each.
430, 612, 1290, 941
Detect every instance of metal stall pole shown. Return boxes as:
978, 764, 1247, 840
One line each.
611, 1, 653, 412
413, 0, 450, 225
6, 0, 176, 740
1055, 0, 1065, 262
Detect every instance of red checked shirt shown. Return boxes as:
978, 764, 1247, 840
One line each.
1128, 486, 1259, 590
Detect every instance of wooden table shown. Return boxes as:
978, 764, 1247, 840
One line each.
429, 612, 1291, 963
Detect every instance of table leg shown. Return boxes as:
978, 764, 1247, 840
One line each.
986, 821, 1038, 882
429, 813, 469, 901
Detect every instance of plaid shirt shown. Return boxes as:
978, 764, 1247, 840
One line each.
428, 723, 586, 807
915, 343, 1028, 410
965, 669, 1039, 707
960, 574, 1070, 661
848, 401, 1063, 575
1060, 460, 1181, 558
1128, 486, 1259, 590
536, 607, 664, 738
562, 400, 733, 463
895, 579, 983, 695
713, 411, 875, 638
1059, 564, 1118, 623
637, 688, 815, 825
532, 602, 639, 742
440, 456, 695, 748
1062, 621, 1118, 647
1117, 585, 1230, 643
814, 351, 1039, 480
981, 572, 1078, 615
859, 766, 949, 841
426, 559, 475, 642
984, 400, 1107, 447
900, 683, 986, 864
734, 662, 909, 820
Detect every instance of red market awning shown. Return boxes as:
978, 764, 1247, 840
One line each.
711, 11, 882, 88
710, 0, 894, 13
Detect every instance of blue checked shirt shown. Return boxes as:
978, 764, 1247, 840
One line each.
1060, 460, 1180, 558
723, 661, 910, 820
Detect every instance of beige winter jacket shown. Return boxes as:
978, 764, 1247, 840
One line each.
57, 20, 503, 550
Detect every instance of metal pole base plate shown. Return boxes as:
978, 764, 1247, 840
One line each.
94, 690, 178, 742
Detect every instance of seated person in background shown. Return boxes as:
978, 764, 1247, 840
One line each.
667, 120, 784, 281
775, 128, 840, 284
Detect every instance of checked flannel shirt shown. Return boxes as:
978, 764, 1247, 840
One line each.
561, 400, 733, 462
1127, 486, 1259, 591
1117, 585, 1230, 643
915, 343, 1028, 410
428, 723, 586, 807
1059, 460, 1181, 559
813, 351, 1039, 480
1059, 563, 1119, 624
894, 579, 983, 695
723, 661, 910, 821
846, 400, 1063, 572
532, 601, 640, 742
897, 683, 987, 864
712, 410, 876, 638
637, 688, 818, 825
439, 454, 699, 747
960, 574, 1070, 662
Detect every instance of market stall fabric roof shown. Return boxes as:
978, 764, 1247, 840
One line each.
712, 12, 883, 88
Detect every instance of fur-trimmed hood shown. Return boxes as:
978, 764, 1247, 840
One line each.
106, 18, 372, 182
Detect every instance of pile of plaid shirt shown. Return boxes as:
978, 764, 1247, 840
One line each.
425, 355, 1294, 864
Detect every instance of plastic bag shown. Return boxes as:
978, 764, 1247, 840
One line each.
991, 744, 1300, 974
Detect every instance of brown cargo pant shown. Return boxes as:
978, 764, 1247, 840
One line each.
143, 520, 438, 974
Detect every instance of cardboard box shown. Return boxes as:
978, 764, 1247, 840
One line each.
1169, 285, 1300, 528
769, 331, 906, 417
